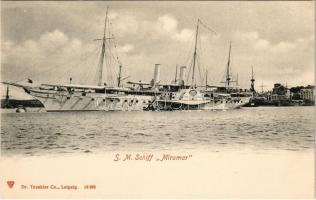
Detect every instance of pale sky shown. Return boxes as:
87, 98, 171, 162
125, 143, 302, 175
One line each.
1, 1, 315, 95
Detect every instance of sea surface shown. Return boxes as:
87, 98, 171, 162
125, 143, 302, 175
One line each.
1, 107, 314, 156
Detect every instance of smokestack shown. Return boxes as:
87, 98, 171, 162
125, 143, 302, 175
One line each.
153, 64, 160, 86
179, 66, 186, 86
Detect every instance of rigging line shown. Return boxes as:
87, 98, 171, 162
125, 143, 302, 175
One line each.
219, 62, 227, 84
186, 59, 191, 83
79, 55, 95, 83
52, 45, 100, 82
12, 14, 110, 82
198, 31, 207, 86
196, 30, 203, 85
97, 18, 116, 86
185, 44, 195, 83
106, 41, 116, 86
183, 39, 195, 67
176, 29, 195, 68
109, 22, 126, 87
193, 35, 201, 85
109, 38, 124, 86
79, 56, 100, 85
40, 44, 100, 74
188, 28, 198, 61
107, 38, 121, 86
112, 62, 119, 86
198, 27, 206, 69
111, 51, 118, 86
107, 54, 113, 86
105, 18, 114, 86
108, 28, 120, 67
14, 42, 75, 79
196, 53, 201, 85
106, 40, 121, 65
199, 19, 217, 35
112, 43, 120, 64
49, 45, 99, 77
109, 22, 122, 65
105, 44, 115, 86
186, 56, 194, 83
197, 54, 203, 86
176, 28, 195, 67
52, 50, 99, 83
93, 62, 99, 85
28, 44, 101, 82
94, 41, 106, 85
87, 56, 100, 85
79, 53, 99, 85
204, 67, 208, 86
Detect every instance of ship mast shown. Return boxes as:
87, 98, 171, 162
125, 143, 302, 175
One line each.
174, 65, 178, 84
117, 64, 122, 87
250, 65, 255, 94
226, 41, 232, 88
260, 81, 265, 94
5, 85, 10, 108
191, 19, 199, 88
97, 7, 109, 86
205, 69, 208, 91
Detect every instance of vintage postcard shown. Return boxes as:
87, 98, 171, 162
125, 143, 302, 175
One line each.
0, 1, 314, 199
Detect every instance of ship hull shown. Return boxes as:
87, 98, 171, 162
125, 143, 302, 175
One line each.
203, 97, 251, 110
29, 89, 154, 112
154, 100, 210, 111
153, 97, 250, 111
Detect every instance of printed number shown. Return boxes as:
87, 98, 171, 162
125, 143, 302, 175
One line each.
84, 185, 96, 189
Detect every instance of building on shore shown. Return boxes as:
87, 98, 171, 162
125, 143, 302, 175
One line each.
246, 83, 315, 107
300, 87, 315, 102
266, 83, 291, 102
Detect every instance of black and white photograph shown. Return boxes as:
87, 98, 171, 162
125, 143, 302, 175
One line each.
0, 1, 314, 198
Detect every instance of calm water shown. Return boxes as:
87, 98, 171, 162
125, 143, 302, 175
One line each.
1, 107, 314, 156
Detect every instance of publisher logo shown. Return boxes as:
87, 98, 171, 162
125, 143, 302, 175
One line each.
7, 181, 15, 189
